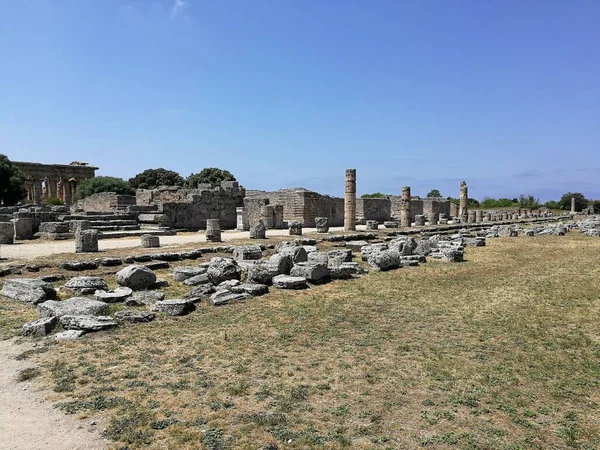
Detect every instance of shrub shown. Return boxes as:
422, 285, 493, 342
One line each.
129, 168, 185, 190
0, 154, 27, 205
558, 192, 588, 212
360, 192, 388, 199
45, 197, 65, 205
75, 177, 135, 201
186, 168, 236, 187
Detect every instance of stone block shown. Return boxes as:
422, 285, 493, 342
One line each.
206, 219, 222, 242
249, 221, 266, 239
365, 220, 378, 230
141, 234, 160, 248
288, 220, 302, 236
75, 229, 99, 253
0, 222, 14, 244
0, 278, 57, 304
315, 217, 329, 233
12, 218, 34, 240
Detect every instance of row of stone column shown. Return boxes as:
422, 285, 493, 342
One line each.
24, 178, 78, 206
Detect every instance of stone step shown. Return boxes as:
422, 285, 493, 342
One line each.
98, 228, 177, 240
92, 225, 141, 232
88, 220, 139, 227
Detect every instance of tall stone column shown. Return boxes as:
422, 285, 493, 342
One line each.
25, 183, 33, 202
571, 197, 576, 213
43, 177, 50, 199
57, 179, 64, 201
400, 186, 411, 227
70, 180, 78, 200
32, 179, 43, 205
62, 179, 72, 206
459, 181, 468, 222
48, 178, 57, 198
344, 169, 356, 231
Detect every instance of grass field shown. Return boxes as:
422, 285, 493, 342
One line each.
3, 232, 600, 449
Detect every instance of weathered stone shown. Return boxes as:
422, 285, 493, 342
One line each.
217, 279, 241, 290
400, 186, 411, 228
360, 243, 389, 261
38, 298, 109, 318
55, 330, 85, 340
249, 221, 266, 239
39, 222, 70, 234
231, 283, 269, 296
116, 265, 157, 290
75, 229, 99, 253
12, 218, 34, 240
0, 222, 14, 244
383, 221, 399, 228
0, 278, 57, 304
206, 219, 222, 242
365, 220, 378, 231
389, 237, 417, 256
272, 274, 308, 289
94, 287, 133, 303
260, 205, 275, 228
288, 220, 302, 236
368, 250, 401, 271
233, 245, 263, 262
207, 257, 241, 285
151, 299, 195, 316
236, 207, 250, 231
114, 310, 155, 323
60, 260, 98, 271
266, 254, 293, 276
22, 317, 58, 337
327, 249, 353, 263
307, 251, 329, 265
290, 261, 330, 283
127, 290, 165, 306
70, 220, 90, 233
144, 261, 170, 270
278, 246, 308, 263
346, 240, 369, 252
315, 217, 329, 233
184, 284, 216, 301
59, 315, 118, 332
414, 215, 426, 226
210, 290, 250, 306
141, 234, 160, 248
247, 264, 273, 285
100, 257, 123, 267
183, 273, 211, 286
173, 266, 207, 282
414, 239, 437, 256
64, 276, 108, 295
459, 181, 468, 222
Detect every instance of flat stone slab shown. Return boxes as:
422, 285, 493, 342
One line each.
0, 278, 57, 304
151, 299, 195, 316
272, 275, 308, 290
126, 290, 165, 306
210, 290, 251, 306
114, 310, 155, 323
173, 266, 207, 282
184, 284, 216, 301
59, 315, 118, 332
183, 273, 210, 286
346, 240, 370, 251
94, 287, 133, 303
55, 330, 85, 340
231, 283, 269, 297
64, 276, 108, 295
37, 298, 109, 318
22, 317, 58, 337
59, 261, 99, 271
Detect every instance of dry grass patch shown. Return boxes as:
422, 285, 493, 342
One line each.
4, 233, 600, 449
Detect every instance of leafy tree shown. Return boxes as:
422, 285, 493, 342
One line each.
518, 194, 541, 209
543, 200, 559, 210
186, 167, 236, 187
0, 154, 27, 205
360, 192, 389, 199
129, 168, 185, 190
558, 192, 587, 212
75, 176, 135, 201
427, 189, 442, 198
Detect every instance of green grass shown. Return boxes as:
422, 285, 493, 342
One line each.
2, 232, 600, 448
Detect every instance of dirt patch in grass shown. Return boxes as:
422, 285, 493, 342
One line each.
5, 233, 600, 448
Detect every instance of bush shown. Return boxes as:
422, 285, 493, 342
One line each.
75, 177, 135, 201
360, 193, 388, 199
427, 189, 442, 198
129, 168, 185, 190
544, 200, 560, 210
45, 197, 65, 206
186, 168, 236, 187
0, 154, 27, 205
518, 194, 541, 209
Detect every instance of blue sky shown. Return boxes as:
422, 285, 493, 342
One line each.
1, 0, 599, 201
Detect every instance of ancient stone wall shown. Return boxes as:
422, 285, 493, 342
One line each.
356, 198, 391, 223
75, 193, 136, 212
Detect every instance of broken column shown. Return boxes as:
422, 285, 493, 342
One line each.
315, 217, 329, 233
365, 220, 378, 230
459, 181, 468, 222
400, 186, 411, 228
273, 205, 285, 229
0, 222, 15, 244
344, 169, 356, 232
414, 215, 426, 226
475, 210, 483, 223
236, 207, 249, 231
75, 229, 99, 253
249, 220, 266, 239
141, 234, 160, 248
467, 210, 476, 224
571, 197, 576, 214
260, 205, 275, 228
289, 220, 302, 236
428, 212, 438, 226
206, 219, 222, 242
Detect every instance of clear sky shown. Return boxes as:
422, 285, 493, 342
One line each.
1, 0, 599, 201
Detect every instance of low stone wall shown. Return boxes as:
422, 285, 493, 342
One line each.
75, 193, 137, 212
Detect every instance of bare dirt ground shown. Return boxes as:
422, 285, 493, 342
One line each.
0, 339, 107, 450
1, 226, 360, 260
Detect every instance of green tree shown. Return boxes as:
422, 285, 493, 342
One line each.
0, 154, 27, 205
129, 168, 185, 190
543, 200, 560, 210
427, 189, 442, 198
518, 194, 541, 209
186, 167, 236, 187
75, 176, 135, 201
558, 192, 587, 212
467, 198, 480, 208
360, 192, 389, 199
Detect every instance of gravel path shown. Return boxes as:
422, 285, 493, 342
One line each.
1, 226, 360, 260
0, 339, 107, 450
